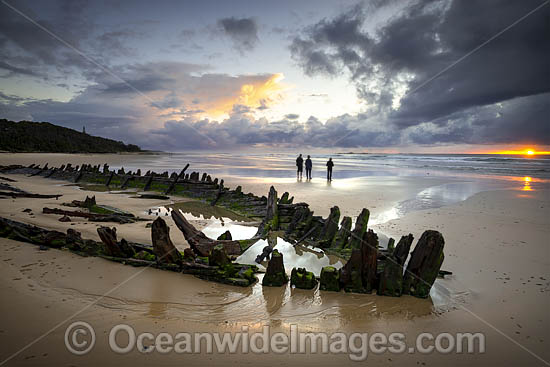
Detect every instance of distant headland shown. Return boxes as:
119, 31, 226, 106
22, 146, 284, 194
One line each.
0, 119, 142, 153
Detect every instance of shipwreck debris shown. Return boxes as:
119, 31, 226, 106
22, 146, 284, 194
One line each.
262, 249, 288, 287
0, 216, 257, 287
402, 230, 445, 298
291, 267, 317, 289
151, 217, 182, 265
0, 162, 449, 298
43, 207, 136, 224
171, 209, 244, 257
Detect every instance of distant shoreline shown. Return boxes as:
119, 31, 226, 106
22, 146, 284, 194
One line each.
0, 150, 163, 155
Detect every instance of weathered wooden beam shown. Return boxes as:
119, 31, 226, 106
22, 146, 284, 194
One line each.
143, 173, 154, 191
97, 226, 125, 257
105, 171, 114, 187
0, 176, 17, 182
29, 165, 45, 176
74, 171, 83, 183
402, 230, 445, 298
262, 250, 288, 286
361, 229, 378, 292
97, 226, 135, 258
377, 234, 414, 297
210, 179, 224, 206
348, 208, 370, 249
44, 168, 57, 178
120, 176, 134, 189
151, 217, 182, 264
165, 164, 189, 194
42, 207, 136, 223
256, 186, 278, 237
0, 191, 62, 199
318, 206, 340, 248
171, 209, 242, 256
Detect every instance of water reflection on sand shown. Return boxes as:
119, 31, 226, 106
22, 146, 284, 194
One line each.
236, 238, 344, 276
112, 273, 441, 328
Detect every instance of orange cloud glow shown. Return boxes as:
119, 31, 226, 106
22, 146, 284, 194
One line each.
200, 73, 287, 119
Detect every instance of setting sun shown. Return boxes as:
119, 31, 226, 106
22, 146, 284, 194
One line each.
490, 148, 550, 155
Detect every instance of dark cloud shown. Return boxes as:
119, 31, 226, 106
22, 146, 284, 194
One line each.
0, 91, 34, 103
2, 0, 548, 150
406, 93, 550, 146
145, 112, 401, 150
291, 0, 550, 143
0, 0, 93, 78
149, 93, 183, 109
94, 30, 139, 58
290, 4, 374, 77
0, 61, 39, 77
217, 17, 259, 54
0, 0, 143, 81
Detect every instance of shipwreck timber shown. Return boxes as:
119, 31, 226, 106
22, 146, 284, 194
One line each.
0, 216, 258, 287
0, 162, 448, 298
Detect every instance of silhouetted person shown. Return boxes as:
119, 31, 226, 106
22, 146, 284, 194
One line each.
326, 157, 334, 181
296, 154, 303, 179
305, 155, 312, 179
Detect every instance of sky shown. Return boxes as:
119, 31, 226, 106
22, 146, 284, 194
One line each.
0, 0, 549, 152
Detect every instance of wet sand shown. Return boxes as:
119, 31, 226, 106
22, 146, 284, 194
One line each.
1, 155, 549, 366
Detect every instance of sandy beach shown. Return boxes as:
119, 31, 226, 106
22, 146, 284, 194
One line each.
1, 153, 549, 366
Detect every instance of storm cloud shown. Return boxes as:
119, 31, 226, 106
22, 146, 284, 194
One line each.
217, 17, 259, 54
1, 0, 548, 150
290, 0, 550, 143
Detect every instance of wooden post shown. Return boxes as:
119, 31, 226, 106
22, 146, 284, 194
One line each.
74, 171, 83, 183
121, 176, 133, 189
143, 173, 154, 191
210, 179, 224, 206
105, 171, 114, 187
165, 164, 189, 194
151, 217, 182, 264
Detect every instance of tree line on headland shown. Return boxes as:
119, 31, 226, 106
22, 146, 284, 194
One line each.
0, 119, 142, 153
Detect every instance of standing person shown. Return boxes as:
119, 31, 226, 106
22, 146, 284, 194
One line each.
326, 157, 334, 181
305, 155, 312, 180
296, 154, 304, 179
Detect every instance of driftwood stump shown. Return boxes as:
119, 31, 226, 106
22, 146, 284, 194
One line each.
143, 174, 154, 191
262, 250, 288, 286
339, 229, 378, 293
377, 234, 414, 297
331, 216, 351, 249
151, 217, 182, 264
361, 229, 378, 292
97, 227, 135, 257
348, 208, 370, 249
256, 186, 278, 237
403, 230, 445, 298
318, 206, 340, 248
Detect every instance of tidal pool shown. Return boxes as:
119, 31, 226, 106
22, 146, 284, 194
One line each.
236, 238, 345, 276
146, 206, 345, 276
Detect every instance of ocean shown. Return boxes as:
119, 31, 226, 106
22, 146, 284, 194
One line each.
114, 152, 550, 180
108, 152, 550, 226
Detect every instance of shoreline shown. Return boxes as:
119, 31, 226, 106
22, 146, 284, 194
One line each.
1, 155, 549, 366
